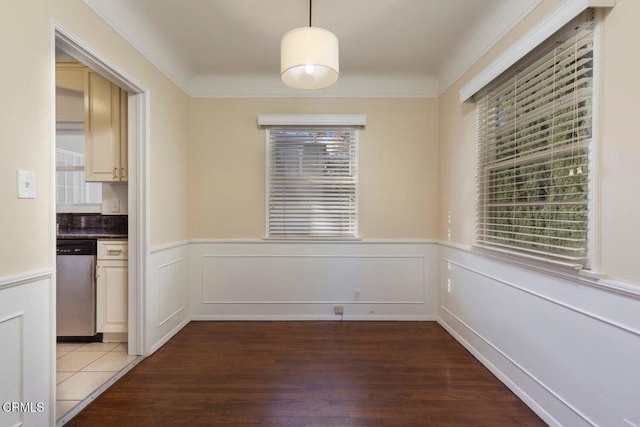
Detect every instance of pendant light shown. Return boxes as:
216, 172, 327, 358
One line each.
280, 0, 339, 90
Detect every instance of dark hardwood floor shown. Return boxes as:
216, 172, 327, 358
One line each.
67, 321, 545, 426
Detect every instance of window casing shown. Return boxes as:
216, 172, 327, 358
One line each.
266, 126, 358, 239
475, 17, 595, 268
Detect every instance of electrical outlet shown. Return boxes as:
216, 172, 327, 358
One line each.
354, 289, 361, 301
334, 305, 344, 315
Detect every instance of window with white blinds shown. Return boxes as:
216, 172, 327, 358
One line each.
475, 18, 595, 268
267, 127, 358, 238
55, 147, 102, 205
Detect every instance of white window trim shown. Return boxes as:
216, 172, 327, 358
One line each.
260, 114, 365, 241
257, 114, 366, 127
467, 7, 610, 275
459, 0, 616, 103
587, 9, 604, 276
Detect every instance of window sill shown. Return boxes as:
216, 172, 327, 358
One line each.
470, 244, 607, 284
56, 204, 102, 213
456, 244, 640, 300
262, 236, 362, 243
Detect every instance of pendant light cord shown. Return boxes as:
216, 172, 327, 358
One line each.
309, 0, 312, 27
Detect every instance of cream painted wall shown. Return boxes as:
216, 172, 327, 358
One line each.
437, 0, 640, 286
189, 98, 438, 239
49, 1, 190, 249
146, 85, 190, 246
0, 1, 52, 276
437, 0, 563, 247
0, 0, 189, 277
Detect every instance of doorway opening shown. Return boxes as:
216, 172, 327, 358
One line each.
53, 25, 148, 425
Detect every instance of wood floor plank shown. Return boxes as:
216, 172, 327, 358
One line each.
66, 322, 545, 426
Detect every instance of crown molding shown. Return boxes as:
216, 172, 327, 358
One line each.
459, 0, 616, 103
437, 0, 542, 96
189, 73, 440, 98
84, 0, 585, 99
83, 0, 192, 95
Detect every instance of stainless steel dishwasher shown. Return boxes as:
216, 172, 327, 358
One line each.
56, 239, 97, 337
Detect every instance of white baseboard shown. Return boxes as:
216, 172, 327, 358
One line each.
436, 317, 560, 427
345, 315, 437, 321
437, 244, 640, 427
191, 314, 340, 321
149, 317, 190, 354
190, 314, 438, 322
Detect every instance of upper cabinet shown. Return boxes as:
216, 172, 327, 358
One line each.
85, 72, 128, 182
56, 63, 85, 125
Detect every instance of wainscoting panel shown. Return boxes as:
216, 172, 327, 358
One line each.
190, 241, 436, 320
147, 243, 189, 354
158, 258, 187, 327
438, 244, 640, 427
0, 271, 52, 427
201, 255, 424, 304
0, 313, 23, 427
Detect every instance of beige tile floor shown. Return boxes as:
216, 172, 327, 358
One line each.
56, 342, 135, 420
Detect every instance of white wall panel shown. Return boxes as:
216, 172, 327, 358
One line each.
0, 273, 52, 427
201, 255, 424, 304
147, 244, 189, 354
157, 257, 187, 326
190, 241, 436, 320
0, 313, 23, 427
438, 244, 640, 427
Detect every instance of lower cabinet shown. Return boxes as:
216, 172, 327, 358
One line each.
96, 240, 128, 334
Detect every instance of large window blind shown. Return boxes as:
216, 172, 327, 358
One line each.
267, 127, 358, 238
475, 18, 594, 267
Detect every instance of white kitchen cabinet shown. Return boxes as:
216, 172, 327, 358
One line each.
96, 240, 128, 335
85, 72, 128, 182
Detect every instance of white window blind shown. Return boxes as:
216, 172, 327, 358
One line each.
475, 18, 594, 267
55, 147, 102, 205
267, 127, 358, 238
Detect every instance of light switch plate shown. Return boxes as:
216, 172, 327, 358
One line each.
17, 170, 36, 199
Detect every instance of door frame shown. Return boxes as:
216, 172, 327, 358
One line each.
51, 21, 150, 354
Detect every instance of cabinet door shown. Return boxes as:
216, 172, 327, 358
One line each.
96, 261, 128, 333
56, 64, 86, 124
85, 72, 122, 182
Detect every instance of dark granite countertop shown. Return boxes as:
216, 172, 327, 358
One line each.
56, 213, 128, 240
57, 232, 128, 240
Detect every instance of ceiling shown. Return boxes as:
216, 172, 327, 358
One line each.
83, 0, 541, 97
